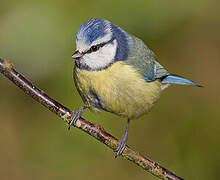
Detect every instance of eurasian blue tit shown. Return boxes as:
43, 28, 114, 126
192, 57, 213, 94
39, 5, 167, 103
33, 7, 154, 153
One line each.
70, 18, 201, 157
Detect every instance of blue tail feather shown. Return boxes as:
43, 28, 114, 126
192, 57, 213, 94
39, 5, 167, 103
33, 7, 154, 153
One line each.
161, 74, 202, 87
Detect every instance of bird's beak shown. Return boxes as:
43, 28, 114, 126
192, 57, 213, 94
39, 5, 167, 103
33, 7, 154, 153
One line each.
72, 50, 83, 59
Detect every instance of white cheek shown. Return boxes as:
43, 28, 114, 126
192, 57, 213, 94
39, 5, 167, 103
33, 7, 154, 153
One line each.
83, 39, 117, 70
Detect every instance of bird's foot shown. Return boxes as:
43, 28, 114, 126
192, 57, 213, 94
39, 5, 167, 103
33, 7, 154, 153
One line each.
68, 106, 87, 130
114, 133, 128, 158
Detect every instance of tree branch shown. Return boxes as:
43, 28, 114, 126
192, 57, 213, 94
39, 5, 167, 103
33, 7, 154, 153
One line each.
0, 58, 184, 180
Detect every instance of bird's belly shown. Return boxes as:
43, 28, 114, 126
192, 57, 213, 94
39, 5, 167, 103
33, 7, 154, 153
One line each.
74, 62, 162, 119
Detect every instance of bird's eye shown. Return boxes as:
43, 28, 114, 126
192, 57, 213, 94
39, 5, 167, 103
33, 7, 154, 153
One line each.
86, 45, 101, 54
90, 45, 99, 52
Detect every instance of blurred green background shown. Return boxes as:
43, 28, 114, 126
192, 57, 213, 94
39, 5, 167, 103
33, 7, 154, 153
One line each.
0, 0, 219, 179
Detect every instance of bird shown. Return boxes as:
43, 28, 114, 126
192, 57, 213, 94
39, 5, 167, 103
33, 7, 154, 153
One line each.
70, 18, 201, 157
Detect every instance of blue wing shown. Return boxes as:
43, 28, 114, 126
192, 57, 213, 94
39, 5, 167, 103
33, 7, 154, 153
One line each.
125, 36, 169, 81
141, 61, 201, 87
125, 35, 201, 87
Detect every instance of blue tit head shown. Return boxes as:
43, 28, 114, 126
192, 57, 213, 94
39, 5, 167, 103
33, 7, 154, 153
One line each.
72, 18, 134, 70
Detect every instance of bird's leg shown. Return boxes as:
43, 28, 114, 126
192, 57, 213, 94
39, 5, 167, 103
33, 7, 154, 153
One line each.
115, 119, 130, 157
68, 105, 88, 130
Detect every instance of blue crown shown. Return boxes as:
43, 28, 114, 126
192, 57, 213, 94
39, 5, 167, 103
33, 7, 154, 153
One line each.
76, 18, 109, 44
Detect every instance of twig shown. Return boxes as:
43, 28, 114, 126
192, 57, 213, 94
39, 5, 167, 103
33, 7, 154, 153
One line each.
0, 58, 184, 180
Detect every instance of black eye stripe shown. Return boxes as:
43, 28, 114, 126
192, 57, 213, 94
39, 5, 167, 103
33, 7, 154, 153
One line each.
90, 45, 100, 52
86, 44, 103, 54
85, 38, 115, 54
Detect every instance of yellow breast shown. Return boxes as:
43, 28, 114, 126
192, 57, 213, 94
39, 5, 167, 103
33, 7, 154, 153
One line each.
74, 61, 162, 119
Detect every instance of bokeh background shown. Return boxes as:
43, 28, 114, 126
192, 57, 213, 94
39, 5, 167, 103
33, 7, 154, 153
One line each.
0, 0, 219, 179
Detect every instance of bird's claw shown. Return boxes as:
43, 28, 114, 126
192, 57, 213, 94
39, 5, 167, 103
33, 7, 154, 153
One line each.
114, 119, 130, 158
114, 139, 127, 158
68, 106, 86, 130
